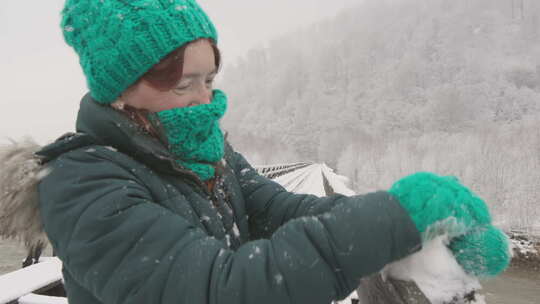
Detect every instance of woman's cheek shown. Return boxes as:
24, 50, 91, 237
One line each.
150, 95, 189, 112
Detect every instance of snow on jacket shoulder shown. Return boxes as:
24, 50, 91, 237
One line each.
36, 93, 422, 304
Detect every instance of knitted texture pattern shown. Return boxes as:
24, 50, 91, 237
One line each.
389, 172, 491, 240
449, 225, 511, 277
61, 0, 217, 104
155, 89, 227, 181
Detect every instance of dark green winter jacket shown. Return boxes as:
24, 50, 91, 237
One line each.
38, 93, 421, 304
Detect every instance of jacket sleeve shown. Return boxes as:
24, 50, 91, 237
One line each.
39, 148, 420, 304
226, 144, 349, 239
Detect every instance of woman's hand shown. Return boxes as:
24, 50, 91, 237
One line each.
388, 172, 510, 277
389, 172, 491, 241
449, 225, 511, 277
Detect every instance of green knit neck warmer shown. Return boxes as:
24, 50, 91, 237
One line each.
152, 90, 227, 181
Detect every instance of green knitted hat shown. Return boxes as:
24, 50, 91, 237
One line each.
61, 0, 218, 104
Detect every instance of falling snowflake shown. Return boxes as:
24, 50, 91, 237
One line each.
233, 224, 240, 237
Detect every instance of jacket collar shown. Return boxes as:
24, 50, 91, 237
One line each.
40, 94, 190, 178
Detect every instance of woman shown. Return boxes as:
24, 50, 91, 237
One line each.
35, 0, 509, 303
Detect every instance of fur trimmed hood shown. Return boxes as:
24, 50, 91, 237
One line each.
0, 133, 97, 254
0, 138, 50, 251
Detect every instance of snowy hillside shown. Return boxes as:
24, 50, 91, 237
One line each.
222, 0, 540, 234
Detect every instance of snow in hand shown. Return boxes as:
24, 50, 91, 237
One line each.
385, 235, 484, 304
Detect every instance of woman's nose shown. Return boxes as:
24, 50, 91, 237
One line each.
192, 87, 211, 105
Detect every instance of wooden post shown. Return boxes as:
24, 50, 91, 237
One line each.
356, 274, 431, 304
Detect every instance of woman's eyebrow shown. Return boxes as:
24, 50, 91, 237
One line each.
182, 70, 218, 78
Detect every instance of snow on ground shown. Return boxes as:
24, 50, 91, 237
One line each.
275, 164, 326, 196
295, 165, 327, 197
320, 164, 356, 196
274, 165, 319, 194
275, 163, 356, 197
511, 237, 538, 257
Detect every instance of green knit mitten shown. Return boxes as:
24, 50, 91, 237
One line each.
449, 225, 511, 277
389, 172, 491, 241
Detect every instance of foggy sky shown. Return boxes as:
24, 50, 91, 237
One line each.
0, 0, 358, 144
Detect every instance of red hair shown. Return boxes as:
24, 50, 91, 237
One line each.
140, 38, 221, 91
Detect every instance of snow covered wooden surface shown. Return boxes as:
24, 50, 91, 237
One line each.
18, 293, 68, 304
0, 257, 62, 303
275, 164, 327, 196
272, 163, 355, 197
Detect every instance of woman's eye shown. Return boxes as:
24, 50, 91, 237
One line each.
175, 84, 190, 91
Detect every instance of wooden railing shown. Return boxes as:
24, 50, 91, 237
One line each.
0, 257, 65, 304
253, 162, 311, 179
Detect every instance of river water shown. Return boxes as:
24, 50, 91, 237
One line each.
482, 267, 540, 304
1, 239, 539, 303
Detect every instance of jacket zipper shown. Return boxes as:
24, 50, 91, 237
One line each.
154, 152, 211, 197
